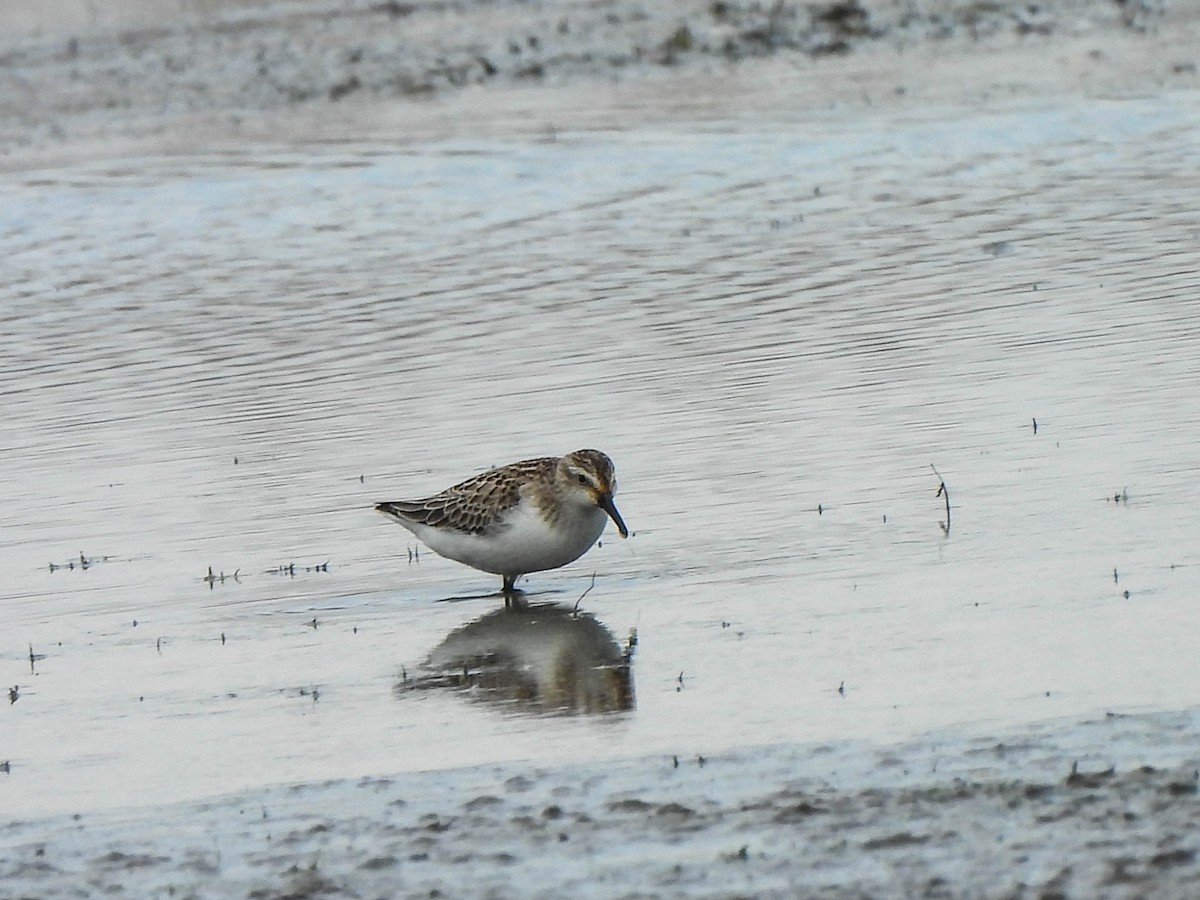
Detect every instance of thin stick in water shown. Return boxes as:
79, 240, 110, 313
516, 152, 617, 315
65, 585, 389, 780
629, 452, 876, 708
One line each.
930, 464, 951, 534
574, 572, 597, 613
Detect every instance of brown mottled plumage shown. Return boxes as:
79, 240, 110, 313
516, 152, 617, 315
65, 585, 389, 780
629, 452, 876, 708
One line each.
377, 457, 557, 535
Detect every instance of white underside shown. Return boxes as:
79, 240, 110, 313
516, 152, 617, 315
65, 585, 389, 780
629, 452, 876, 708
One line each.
394, 502, 609, 578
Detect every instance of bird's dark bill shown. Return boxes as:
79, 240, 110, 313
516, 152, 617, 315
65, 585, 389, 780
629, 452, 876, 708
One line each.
598, 494, 629, 538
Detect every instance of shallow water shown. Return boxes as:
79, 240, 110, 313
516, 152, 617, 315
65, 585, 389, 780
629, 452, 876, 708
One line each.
3, 88, 1200, 817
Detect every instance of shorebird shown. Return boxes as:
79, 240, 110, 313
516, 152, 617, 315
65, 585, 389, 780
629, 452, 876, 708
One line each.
376, 449, 628, 594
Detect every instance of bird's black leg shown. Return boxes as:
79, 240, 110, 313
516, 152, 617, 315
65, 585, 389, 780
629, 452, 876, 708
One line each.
502, 574, 525, 608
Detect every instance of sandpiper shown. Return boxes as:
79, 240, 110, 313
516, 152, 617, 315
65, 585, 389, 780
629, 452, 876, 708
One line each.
376, 449, 628, 593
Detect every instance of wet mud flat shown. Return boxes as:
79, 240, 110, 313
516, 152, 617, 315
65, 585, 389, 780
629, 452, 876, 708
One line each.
3, 711, 1199, 899
0, 0, 1195, 160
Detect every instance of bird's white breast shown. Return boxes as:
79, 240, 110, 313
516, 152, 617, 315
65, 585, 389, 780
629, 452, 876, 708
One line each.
399, 502, 609, 578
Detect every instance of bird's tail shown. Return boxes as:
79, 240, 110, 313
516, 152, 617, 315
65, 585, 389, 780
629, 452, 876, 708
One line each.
375, 501, 416, 520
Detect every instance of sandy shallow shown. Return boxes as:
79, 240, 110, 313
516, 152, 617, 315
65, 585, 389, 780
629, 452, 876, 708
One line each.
4, 0, 1200, 897
4, 712, 1200, 898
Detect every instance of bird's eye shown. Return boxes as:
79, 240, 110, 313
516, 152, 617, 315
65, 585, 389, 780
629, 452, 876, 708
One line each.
575, 473, 589, 486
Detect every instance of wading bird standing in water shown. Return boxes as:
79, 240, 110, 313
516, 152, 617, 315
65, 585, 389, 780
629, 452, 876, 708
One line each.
376, 449, 628, 595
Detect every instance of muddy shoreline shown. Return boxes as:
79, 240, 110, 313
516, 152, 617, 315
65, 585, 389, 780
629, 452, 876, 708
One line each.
4, 711, 1200, 898
1, 0, 1195, 164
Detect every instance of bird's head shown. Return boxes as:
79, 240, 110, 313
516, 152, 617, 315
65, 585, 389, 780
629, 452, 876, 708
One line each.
557, 449, 629, 538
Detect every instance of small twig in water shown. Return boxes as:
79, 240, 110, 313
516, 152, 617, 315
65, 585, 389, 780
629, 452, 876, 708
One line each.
930, 464, 951, 535
204, 566, 239, 587
573, 572, 597, 613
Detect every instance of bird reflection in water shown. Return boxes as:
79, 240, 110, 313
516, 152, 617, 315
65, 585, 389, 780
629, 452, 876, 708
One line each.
396, 603, 636, 715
